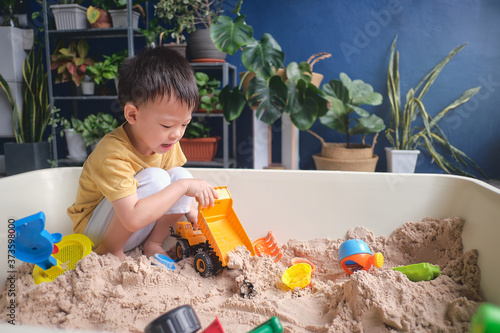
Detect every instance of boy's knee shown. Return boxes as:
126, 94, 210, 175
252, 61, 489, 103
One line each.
168, 167, 193, 182
135, 167, 171, 194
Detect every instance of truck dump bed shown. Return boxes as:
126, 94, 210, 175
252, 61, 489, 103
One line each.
198, 187, 256, 267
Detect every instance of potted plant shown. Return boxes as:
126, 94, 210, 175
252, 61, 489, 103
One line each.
138, 17, 165, 48
154, 0, 199, 57
308, 72, 385, 172
108, 0, 145, 29
0, 46, 52, 175
209, 1, 327, 129
85, 49, 127, 94
50, 38, 95, 88
86, 0, 113, 28
50, 0, 88, 30
185, 0, 227, 61
385, 36, 486, 177
195, 72, 222, 114
76, 112, 118, 149
209, 0, 329, 169
81, 74, 95, 95
180, 119, 220, 162
49, 109, 87, 162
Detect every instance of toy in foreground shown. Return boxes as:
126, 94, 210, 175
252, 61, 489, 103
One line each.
171, 186, 256, 277
338, 239, 384, 274
145, 304, 283, 333
12, 211, 93, 284
471, 303, 500, 333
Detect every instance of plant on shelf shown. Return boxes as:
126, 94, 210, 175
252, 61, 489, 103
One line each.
386, 36, 486, 177
139, 17, 165, 48
184, 119, 212, 139
180, 119, 220, 162
86, 49, 127, 86
307, 72, 385, 172
107, 0, 146, 28
87, 0, 113, 28
76, 112, 119, 148
0, 45, 53, 175
209, 0, 328, 130
50, 39, 95, 87
49, 109, 88, 162
195, 72, 222, 114
154, 0, 197, 45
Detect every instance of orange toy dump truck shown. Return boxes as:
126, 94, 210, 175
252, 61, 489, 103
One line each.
170, 186, 256, 277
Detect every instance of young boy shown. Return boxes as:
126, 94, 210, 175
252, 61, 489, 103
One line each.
67, 47, 218, 260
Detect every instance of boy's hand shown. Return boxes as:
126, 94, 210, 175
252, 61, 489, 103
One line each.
183, 179, 218, 208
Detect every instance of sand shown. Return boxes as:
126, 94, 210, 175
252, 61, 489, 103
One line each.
0, 217, 482, 332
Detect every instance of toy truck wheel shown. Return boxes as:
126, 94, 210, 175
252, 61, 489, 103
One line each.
175, 240, 190, 261
194, 252, 214, 277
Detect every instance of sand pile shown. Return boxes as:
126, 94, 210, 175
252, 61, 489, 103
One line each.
0, 217, 482, 332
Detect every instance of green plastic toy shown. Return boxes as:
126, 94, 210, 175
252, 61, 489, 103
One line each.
247, 317, 283, 333
470, 303, 500, 333
393, 263, 440, 282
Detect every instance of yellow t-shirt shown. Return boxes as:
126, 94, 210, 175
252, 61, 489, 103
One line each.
68, 123, 187, 234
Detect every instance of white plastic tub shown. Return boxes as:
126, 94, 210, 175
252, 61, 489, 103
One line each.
1, 167, 499, 331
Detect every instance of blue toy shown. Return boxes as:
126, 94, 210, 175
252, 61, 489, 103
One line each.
14, 211, 62, 270
338, 239, 384, 274
13, 211, 93, 284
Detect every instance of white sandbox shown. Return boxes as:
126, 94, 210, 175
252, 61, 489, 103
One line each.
0, 167, 499, 332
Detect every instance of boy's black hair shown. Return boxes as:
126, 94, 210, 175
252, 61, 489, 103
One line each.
117, 47, 198, 110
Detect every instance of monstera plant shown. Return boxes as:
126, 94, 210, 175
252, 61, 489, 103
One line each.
209, 0, 327, 130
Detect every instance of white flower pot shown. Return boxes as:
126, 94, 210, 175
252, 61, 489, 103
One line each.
50, 4, 88, 30
385, 147, 420, 173
109, 9, 140, 28
81, 81, 95, 95
64, 129, 87, 162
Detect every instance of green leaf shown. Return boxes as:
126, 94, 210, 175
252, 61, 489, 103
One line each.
319, 98, 348, 133
350, 114, 386, 135
219, 85, 246, 122
322, 79, 349, 104
86, 6, 100, 24
241, 33, 284, 79
287, 80, 320, 130
210, 15, 253, 56
247, 75, 287, 124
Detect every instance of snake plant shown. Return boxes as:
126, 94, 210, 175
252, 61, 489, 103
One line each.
0, 46, 51, 143
386, 36, 486, 178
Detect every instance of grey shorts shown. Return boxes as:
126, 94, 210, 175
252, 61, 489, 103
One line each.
85, 167, 193, 252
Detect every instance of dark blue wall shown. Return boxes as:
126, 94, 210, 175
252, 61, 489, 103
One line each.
227, 0, 500, 178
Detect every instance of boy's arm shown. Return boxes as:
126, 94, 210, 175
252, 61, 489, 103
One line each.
111, 179, 216, 233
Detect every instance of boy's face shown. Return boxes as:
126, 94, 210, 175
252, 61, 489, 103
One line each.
125, 95, 192, 155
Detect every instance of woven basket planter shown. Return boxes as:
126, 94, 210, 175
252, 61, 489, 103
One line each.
309, 130, 379, 172
313, 154, 379, 172
180, 137, 220, 162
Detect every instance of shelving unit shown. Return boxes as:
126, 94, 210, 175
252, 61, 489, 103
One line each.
42, 0, 143, 163
189, 62, 238, 168
42, 1, 238, 168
